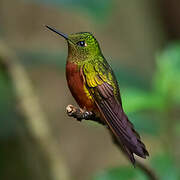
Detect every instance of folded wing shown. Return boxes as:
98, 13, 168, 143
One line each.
82, 60, 149, 164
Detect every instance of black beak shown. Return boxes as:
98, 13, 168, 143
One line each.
45, 25, 68, 40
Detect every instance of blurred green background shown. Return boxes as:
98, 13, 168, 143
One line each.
0, 0, 180, 179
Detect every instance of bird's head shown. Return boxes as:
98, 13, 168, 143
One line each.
46, 25, 102, 61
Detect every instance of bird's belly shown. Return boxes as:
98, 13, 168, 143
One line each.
66, 61, 95, 111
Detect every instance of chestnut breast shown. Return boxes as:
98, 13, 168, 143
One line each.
66, 61, 95, 111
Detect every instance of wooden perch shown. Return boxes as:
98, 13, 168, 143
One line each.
66, 104, 96, 121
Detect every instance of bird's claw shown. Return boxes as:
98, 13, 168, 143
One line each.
66, 105, 76, 116
66, 105, 82, 121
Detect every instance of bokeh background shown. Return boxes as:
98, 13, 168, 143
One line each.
0, 0, 180, 180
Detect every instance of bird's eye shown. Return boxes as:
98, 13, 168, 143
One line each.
77, 41, 86, 47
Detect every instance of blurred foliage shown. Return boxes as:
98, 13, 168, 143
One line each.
123, 43, 180, 112
151, 153, 180, 180
0, 64, 18, 138
154, 43, 180, 106
92, 166, 141, 180
122, 43, 180, 134
27, 0, 113, 21
17, 50, 66, 68
92, 153, 180, 180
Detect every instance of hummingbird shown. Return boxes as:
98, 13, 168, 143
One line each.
46, 25, 149, 165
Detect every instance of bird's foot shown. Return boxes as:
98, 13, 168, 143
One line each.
66, 105, 95, 121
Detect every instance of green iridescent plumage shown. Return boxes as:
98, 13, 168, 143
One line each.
67, 32, 100, 61
46, 26, 149, 165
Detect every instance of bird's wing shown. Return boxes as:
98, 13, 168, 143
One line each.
82, 60, 149, 164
